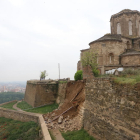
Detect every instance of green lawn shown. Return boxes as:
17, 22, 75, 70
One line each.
0, 101, 17, 110
17, 101, 59, 114
0, 117, 41, 140
61, 129, 95, 140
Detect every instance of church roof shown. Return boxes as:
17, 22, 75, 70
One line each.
120, 49, 140, 56
110, 9, 140, 20
89, 34, 122, 45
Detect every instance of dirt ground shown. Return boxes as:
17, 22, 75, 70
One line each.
43, 80, 85, 131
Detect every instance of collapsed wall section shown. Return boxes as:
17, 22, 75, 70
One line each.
84, 78, 140, 140
44, 80, 86, 131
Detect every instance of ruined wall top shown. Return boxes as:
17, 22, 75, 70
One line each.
110, 9, 140, 19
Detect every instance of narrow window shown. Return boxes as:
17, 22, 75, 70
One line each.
127, 41, 130, 49
109, 53, 114, 64
117, 23, 121, 34
129, 21, 132, 35
139, 21, 140, 36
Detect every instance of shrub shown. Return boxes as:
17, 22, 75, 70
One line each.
74, 70, 83, 81
121, 68, 140, 76
93, 68, 99, 77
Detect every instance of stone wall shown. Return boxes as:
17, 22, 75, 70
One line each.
77, 60, 82, 71
82, 65, 94, 80
0, 107, 39, 123
121, 55, 140, 66
0, 107, 51, 140
84, 78, 140, 140
24, 80, 58, 107
56, 83, 67, 105
89, 40, 125, 66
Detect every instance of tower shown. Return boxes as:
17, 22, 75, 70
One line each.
110, 9, 140, 37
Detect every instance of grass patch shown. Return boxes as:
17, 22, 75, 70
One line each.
61, 129, 95, 140
0, 101, 17, 110
113, 75, 140, 85
17, 101, 33, 110
59, 81, 67, 84
0, 117, 41, 140
49, 130, 56, 140
17, 101, 59, 114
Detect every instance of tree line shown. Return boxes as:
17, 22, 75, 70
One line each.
0, 92, 24, 104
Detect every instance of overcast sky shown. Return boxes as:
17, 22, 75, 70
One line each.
0, 0, 140, 82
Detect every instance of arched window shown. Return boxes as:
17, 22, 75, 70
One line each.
129, 21, 132, 35
97, 57, 98, 64
139, 21, 140, 36
127, 41, 130, 49
109, 53, 114, 64
117, 23, 121, 34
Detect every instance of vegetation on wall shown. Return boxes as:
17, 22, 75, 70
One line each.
74, 70, 83, 81
0, 117, 41, 140
113, 69, 140, 85
0, 92, 24, 104
40, 70, 48, 80
81, 51, 99, 77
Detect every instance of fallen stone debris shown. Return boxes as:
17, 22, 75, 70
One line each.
43, 80, 85, 132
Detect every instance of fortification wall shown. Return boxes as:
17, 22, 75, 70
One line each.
24, 82, 37, 107
84, 78, 140, 140
56, 83, 67, 105
24, 80, 58, 107
35, 83, 58, 107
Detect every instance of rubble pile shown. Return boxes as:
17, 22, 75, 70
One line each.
43, 80, 85, 132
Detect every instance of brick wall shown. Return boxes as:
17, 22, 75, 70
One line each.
84, 78, 140, 140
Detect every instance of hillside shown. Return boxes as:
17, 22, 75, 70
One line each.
0, 117, 41, 140
0, 92, 24, 104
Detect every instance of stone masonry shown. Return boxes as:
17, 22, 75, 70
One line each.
24, 80, 58, 107
84, 78, 140, 140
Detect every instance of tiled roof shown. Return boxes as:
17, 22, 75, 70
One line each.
89, 34, 122, 45
120, 49, 140, 56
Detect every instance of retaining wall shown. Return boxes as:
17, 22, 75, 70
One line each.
84, 78, 140, 140
56, 83, 67, 105
0, 107, 51, 140
24, 80, 58, 107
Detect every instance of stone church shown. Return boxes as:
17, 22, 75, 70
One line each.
77, 9, 140, 74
